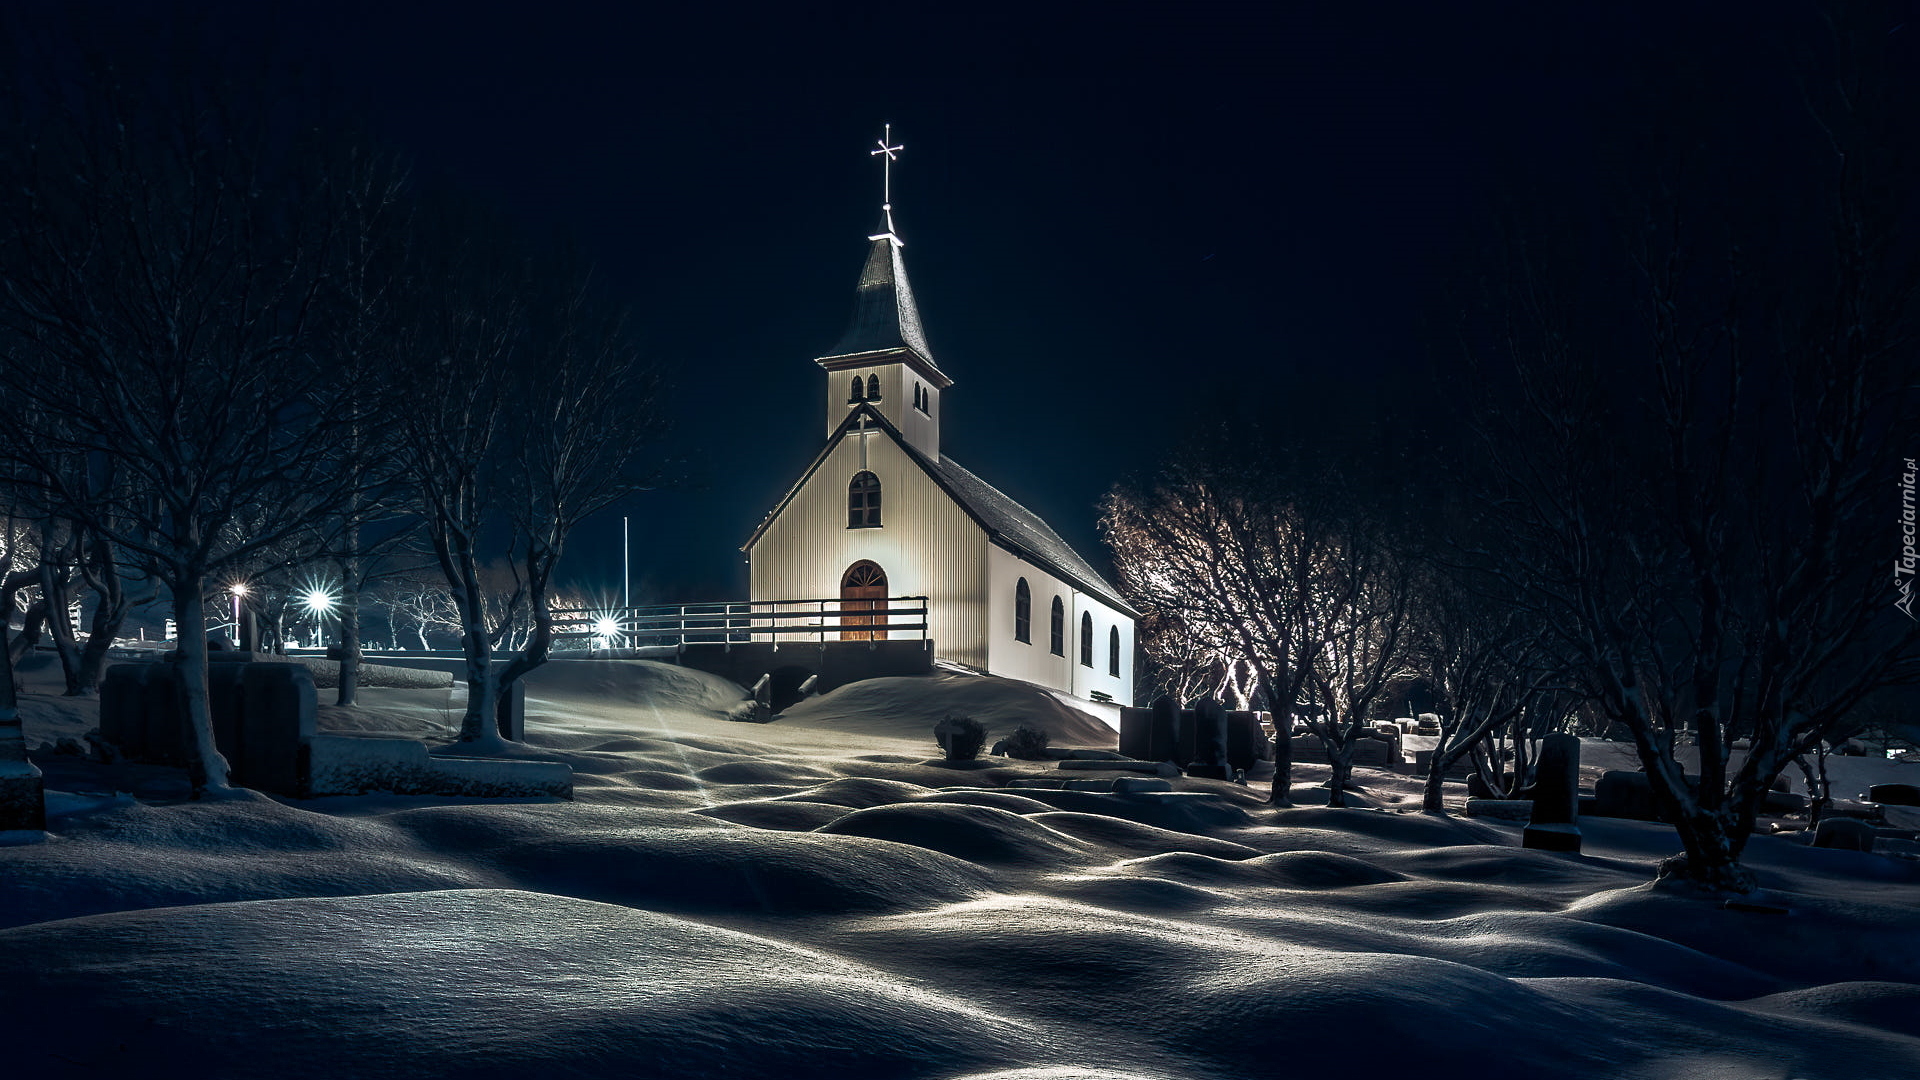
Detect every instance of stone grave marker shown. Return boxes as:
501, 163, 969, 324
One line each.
1522, 732, 1581, 852
240, 662, 317, 796
1185, 697, 1230, 779
1147, 695, 1180, 763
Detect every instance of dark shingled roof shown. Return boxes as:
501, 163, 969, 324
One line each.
823, 233, 936, 362
917, 453, 1134, 616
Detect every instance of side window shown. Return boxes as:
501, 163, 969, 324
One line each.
1108, 626, 1121, 677
849, 376, 864, 402
866, 374, 881, 401
847, 471, 882, 528
1014, 578, 1031, 643
1049, 597, 1064, 656
1079, 612, 1093, 667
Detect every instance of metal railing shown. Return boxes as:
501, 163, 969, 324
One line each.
551, 596, 929, 646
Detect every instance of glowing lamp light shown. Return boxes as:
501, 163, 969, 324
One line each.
229, 582, 249, 597
593, 617, 621, 639
304, 589, 336, 615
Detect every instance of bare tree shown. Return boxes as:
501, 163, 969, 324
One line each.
0, 56, 395, 794
1456, 8, 1919, 889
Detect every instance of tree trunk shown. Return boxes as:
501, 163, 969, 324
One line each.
171, 583, 234, 796
450, 555, 506, 750
36, 564, 86, 696
74, 532, 131, 695
9, 596, 47, 666
337, 554, 361, 707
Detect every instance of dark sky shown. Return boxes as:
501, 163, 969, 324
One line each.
44, 1, 1859, 602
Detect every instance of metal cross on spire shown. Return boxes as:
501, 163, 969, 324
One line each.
871, 123, 903, 238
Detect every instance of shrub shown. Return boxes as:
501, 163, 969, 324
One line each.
934, 714, 988, 762
1003, 724, 1051, 760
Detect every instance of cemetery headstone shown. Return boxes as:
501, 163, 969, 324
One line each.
100, 664, 157, 760
240, 662, 317, 797
0, 698, 44, 831
1147, 696, 1180, 763
1523, 732, 1582, 852
1118, 706, 1152, 761
1185, 697, 1230, 779
1176, 704, 1200, 768
1868, 784, 1920, 808
1812, 817, 1875, 852
1225, 710, 1266, 773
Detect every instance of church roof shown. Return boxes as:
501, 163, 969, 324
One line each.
816, 230, 952, 387
742, 405, 1138, 617
918, 454, 1137, 617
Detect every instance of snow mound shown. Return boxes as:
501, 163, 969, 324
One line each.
0, 889, 1049, 1080
777, 671, 1119, 746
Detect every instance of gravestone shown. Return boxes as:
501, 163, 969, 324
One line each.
1176, 705, 1200, 768
0, 699, 44, 832
1225, 710, 1266, 773
1118, 707, 1152, 761
1812, 818, 1875, 852
240, 663, 317, 797
1185, 697, 1230, 779
1868, 784, 1920, 807
1522, 732, 1581, 852
100, 664, 159, 759
1590, 770, 1659, 821
1147, 696, 1180, 763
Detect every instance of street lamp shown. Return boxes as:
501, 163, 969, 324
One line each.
229, 582, 248, 633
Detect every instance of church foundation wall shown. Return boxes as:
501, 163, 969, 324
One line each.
672, 639, 936, 701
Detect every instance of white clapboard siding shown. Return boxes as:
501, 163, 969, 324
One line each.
749, 432, 989, 670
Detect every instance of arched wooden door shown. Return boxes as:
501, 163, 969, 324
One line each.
839, 560, 888, 641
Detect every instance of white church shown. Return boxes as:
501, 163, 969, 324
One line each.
743, 130, 1136, 704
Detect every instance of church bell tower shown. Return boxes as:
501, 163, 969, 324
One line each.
816, 124, 951, 460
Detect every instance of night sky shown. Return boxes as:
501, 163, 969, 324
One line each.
34, 2, 1857, 603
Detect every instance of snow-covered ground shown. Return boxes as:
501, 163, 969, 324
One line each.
2, 654, 1917, 1080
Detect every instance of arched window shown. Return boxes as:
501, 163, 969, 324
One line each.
1080, 612, 1094, 667
1108, 626, 1121, 677
1014, 578, 1031, 643
847, 471, 881, 528
849, 376, 864, 402
1049, 596, 1065, 656
866, 374, 881, 401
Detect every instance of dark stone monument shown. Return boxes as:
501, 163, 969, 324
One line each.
1176, 705, 1199, 768
1147, 695, 1180, 763
1812, 817, 1875, 852
0, 698, 44, 831
1118, 706, 1152, 761
1523, 732, 1582, 852
1225, 710, 1266, 773
240, 663, 317, 797
100, 664, 157, 759
497, 678, 526, 742
1185, 697, 1230, 779
1868, 783, 1920, 807
1591, 770, 1660, 821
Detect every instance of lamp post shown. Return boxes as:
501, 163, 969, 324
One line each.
229, 583, 248, 636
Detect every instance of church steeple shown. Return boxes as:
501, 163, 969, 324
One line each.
817, 125, 950, 459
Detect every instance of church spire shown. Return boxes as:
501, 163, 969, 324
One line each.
818, 125, 948, 377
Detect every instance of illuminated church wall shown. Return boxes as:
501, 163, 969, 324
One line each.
985, 545, 1133, 703
746, 432, 989, 671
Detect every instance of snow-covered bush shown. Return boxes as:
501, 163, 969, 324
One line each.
934, 714, 987, 762
1003, 724, 1051, 760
